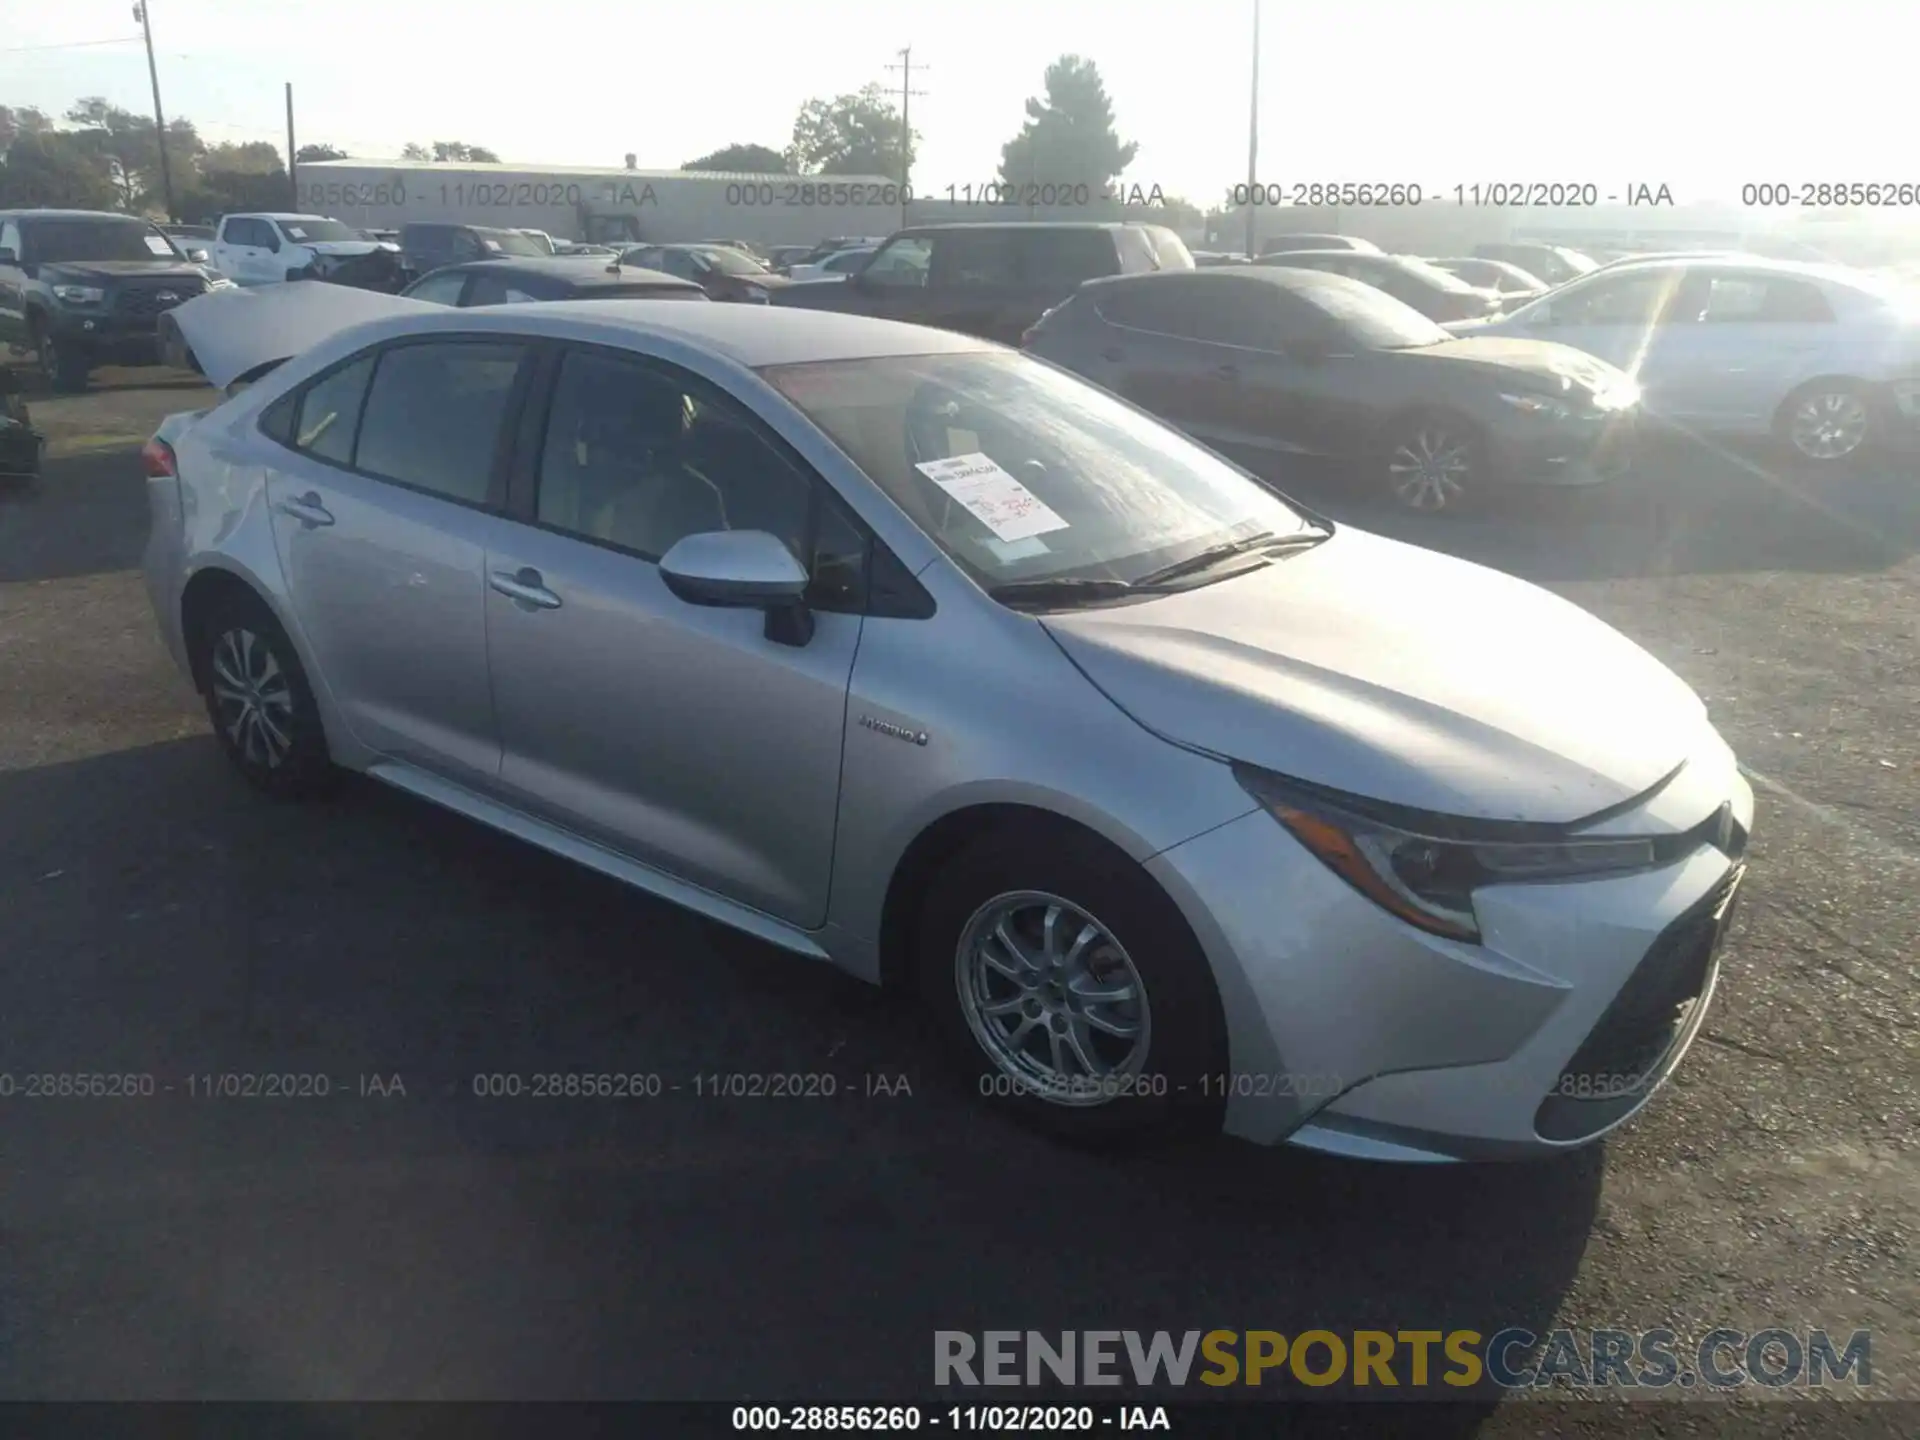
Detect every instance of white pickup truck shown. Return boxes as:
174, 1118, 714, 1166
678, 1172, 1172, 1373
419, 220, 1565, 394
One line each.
210, 213, 400, 288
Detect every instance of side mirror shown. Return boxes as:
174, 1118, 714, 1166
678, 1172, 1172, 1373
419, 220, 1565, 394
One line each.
187, 248, 210, 263
0, 247, 15, 264
659, 530, 814, 644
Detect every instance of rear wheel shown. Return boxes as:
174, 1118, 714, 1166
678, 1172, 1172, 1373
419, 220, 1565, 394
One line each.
196, 591, 337, 799
915, 829, 1228, 1144
1777, 380, 1875, 464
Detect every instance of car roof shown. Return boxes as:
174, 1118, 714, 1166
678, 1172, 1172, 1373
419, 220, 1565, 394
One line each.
1257, 249, 1398, 264
435, 256, 698, 288
894, 222, 1133, 236
1083, 265, 1379, 300
5, 208, 151, 222
369, 300, 998, 367
1568, 255, 1863, 285
231, 213, 330, 222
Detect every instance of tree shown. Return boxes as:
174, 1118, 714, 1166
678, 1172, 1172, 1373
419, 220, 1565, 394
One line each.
200, 140, 283, 176
0, 105, 55, 154
296, 143, 347, 163
997, 56, 1137, 194
683, 143, 787, 174
64, 97, 201, 210
401, 140, 502, 164
0, 130, 117, 209
787, 85, 915, 178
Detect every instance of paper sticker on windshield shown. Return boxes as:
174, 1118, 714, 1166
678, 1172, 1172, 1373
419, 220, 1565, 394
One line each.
914, 453, 1069, 543
284, 227, 308, 241
145, 234, 174, 255
982, 535, 1051, 564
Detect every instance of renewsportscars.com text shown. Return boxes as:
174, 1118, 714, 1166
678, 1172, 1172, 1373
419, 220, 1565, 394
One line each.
934, 1328, 1872, 1390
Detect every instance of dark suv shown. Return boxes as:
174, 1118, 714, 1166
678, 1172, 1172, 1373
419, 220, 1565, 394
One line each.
771, 222, 1192, 344
398, 223, 549, 284
0, 209, 223, 391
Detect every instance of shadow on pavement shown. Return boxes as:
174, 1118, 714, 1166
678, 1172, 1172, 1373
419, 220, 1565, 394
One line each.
0, 737, 1602, 1401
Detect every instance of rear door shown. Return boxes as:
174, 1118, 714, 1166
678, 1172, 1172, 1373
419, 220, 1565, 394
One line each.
261, 336, 533, 785
1656, 271, 1841, 426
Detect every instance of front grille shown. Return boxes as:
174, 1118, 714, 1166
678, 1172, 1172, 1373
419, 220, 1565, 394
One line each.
1535, 866, 1743, 1141
114, 280, 204, 318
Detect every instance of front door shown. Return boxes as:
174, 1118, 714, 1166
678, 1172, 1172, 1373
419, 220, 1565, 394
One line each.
261, 337, 530, 785
482, 344, 863, 927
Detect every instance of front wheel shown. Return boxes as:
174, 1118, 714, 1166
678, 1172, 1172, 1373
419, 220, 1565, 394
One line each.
915, 830, 1228, 1144
1384, 414, 1484, 513
1778, 380, 1875, 464
35, 326, 89, 393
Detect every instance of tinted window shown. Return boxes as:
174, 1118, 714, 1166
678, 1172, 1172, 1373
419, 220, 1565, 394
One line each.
1292, 276, 1451, 349
0, 221, 20, 258
278, 218, 360, 244
1551, 271, 1685, 326
535, 349, 812, 565
292, 355, 375, 465
467, 273, 546, 306
405, 271, 469, 306
1022, 229, 1121, 286
1697, 275, 1834, 323
929, 229, 1019, 287
1098, 277, 1285, 349
258, 388, 299, 446
355, 343, 524, 502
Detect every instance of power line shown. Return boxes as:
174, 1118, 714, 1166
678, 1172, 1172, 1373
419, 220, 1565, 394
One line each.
0, 35, 141, 53
882, 45, 928, 213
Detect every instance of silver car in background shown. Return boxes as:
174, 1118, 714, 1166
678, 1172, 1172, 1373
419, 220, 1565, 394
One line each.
1457, 256, 1920, 462
142, 289, 1753, 1163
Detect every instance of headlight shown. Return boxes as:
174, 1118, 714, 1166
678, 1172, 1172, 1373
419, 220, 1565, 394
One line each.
1235, 765, 1659, 942
1498, 391, 1570, 420
52, 284, 106, 305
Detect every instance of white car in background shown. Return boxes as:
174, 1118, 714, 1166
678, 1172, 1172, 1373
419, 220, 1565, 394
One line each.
211, 213, 399, 287
786, 246, 878, 283
1453, 256, 1920, 463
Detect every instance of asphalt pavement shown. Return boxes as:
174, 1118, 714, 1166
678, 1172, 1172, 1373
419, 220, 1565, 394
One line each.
0, 368, 1913, 1421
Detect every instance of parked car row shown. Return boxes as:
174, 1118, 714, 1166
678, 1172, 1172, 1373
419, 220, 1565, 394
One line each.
140, 277, 1758, 1164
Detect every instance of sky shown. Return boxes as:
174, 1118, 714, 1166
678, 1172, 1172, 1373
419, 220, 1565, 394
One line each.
2, 0, 1910, 208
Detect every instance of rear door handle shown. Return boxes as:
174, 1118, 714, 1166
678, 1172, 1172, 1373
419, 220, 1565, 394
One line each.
489, 567, 563, 610
273, 491, 333, 528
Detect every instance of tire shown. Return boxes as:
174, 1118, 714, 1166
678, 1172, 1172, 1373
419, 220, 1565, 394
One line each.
195, 591, 337, 800
34, 323, 89, 394
1776, 379, 1875, 465
915, 828, 1229, 1145
1383, 412, 1485, 513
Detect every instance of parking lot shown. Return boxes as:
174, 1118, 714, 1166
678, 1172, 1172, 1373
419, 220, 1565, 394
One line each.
0, 366, 1914, 1414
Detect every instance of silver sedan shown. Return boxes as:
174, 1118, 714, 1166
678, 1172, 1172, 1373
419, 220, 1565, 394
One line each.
142, 286, 1753, 1161
1454, 256, 1920, 462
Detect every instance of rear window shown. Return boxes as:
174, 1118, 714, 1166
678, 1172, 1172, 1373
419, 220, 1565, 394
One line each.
353, 342, 525, 502
1021, 228, 1124, 286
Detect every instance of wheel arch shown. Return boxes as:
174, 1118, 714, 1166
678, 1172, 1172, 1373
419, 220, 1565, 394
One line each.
178, 565, 278, 695
876, 801, 1177, 998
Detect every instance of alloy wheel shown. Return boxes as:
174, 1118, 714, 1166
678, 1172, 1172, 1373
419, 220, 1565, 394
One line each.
210, 627, 295, 770
1787, 390, 1869, 461
954, 890, 1151, 1105
1388, 426, 1473, 510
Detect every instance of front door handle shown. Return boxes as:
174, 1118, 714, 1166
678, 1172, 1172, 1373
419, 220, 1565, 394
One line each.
489, 567, 563, 610
273, 491, 334, 527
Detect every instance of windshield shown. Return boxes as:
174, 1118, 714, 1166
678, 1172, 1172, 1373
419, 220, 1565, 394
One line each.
25, 219, 181, 263
761, 351, 1314, 593
476, 228, 548, 257
1393, 256, 1477, 293
1305, 280, 1452, 349
277, 218, 363, 244
695, 246, 769, 276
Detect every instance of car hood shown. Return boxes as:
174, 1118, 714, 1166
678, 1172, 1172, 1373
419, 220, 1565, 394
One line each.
1400, 335, 1631, 394
1042, 528, 1707, 824
42, 259, 206, 282
169, 280, 436, 390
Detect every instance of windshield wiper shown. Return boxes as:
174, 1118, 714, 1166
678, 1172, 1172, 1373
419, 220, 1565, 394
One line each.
1132, 529, 1330, 587
986, 577, 1140, 609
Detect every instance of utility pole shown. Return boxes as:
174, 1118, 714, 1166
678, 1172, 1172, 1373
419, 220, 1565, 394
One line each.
285, 83, 298, 210
133, 1, 175, 221
1244, 0, 1260, 258
884, 47, 927, 227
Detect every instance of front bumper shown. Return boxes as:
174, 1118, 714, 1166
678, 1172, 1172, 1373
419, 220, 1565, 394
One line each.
1483, 407, 1639, 488
1146, 751, 1753, 1161
43, 303, 174, 363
